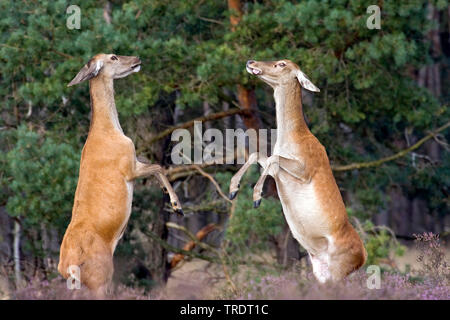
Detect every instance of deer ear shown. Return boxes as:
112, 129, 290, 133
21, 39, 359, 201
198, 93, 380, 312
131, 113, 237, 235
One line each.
296, 70, 320, 92
68, 60, 103, 87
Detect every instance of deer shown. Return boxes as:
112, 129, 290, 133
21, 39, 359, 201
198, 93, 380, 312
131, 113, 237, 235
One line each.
58, 53, 183, 297
229, 59, 367, 283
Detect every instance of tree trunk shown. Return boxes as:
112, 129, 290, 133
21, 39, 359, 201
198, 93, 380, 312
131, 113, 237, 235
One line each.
203, 101, 212, 130
222, 89, 232, 129
103, 1, 112, 25
13, 220, 21, 288
0, 207, 12, 264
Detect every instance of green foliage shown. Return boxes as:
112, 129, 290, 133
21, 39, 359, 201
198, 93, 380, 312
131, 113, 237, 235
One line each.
1, 125, 79, 232
362, 221, 406, 266
221, 167, 284, 252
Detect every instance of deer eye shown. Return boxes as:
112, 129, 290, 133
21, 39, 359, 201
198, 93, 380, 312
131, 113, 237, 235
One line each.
278, 62, 286, 67
111, 56, 118, 61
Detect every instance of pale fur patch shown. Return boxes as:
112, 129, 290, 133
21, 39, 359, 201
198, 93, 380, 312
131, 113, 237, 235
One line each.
94, 60, 103, 76
295, 70, 320, 92
109, 107, 123, 133
310, 253, 331, 283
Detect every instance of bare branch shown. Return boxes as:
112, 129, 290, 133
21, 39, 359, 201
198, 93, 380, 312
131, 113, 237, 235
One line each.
332, 121, 450, 171
166, 222, 219, 253
198, 16, 224, 25
166, 163, 218, 181
169, 223, 218, 268
140, 228, 219, 263
179, 200, 229, 215
148, 108, 250, 145
191, 165, 233, 204
166, 222, 237, 293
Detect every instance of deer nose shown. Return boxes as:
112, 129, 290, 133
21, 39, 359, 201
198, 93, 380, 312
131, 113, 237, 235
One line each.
247, 60, 255, 66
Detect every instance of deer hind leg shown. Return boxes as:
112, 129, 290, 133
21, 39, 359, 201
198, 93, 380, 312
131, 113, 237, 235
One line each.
229, 152, 267, 200
81, 252, 114, 299
328, 237, 367, 281
59, 230, 114, 297
327, 252, 359, 282
309, 253, 332, 283
133, 161, 183, 216
76, 232, 114, 298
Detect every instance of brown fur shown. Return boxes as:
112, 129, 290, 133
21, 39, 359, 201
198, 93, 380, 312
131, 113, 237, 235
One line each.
59, 54, 182, 297
230, 59, 366, 282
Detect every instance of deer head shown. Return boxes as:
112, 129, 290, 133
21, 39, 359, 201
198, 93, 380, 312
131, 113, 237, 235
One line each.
68, 54, 141, 87
246, 59, 320, 92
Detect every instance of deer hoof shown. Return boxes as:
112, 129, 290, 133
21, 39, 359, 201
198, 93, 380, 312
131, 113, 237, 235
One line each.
174, 208, 184, 217
253, 199, 261, 208
229, 190, 239, 200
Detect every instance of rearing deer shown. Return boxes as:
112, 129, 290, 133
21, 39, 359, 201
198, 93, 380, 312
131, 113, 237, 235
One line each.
229, 59, 366, 282
58, 53, 183, 296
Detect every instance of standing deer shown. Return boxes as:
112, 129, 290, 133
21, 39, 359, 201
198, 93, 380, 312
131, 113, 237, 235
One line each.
229, 59, 367, 282
58, 53, 183, 297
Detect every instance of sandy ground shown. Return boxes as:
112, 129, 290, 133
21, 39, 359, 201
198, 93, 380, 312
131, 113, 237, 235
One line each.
162, 252, 311, 299
162, 246, 450, 299
0, 276, 10, 300
162, 259, 227, 299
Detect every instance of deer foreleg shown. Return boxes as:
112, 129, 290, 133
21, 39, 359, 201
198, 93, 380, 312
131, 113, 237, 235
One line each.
229, 152, 268, 200
133, 161, 183, 216
253, 155, 308, 208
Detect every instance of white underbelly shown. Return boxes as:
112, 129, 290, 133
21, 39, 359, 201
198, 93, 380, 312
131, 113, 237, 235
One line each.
275, 177, 331, 253
111, 181, 134, 253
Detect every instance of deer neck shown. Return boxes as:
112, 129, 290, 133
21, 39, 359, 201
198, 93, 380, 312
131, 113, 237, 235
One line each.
88, 76, 123, 134
274, 80, 310, 143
